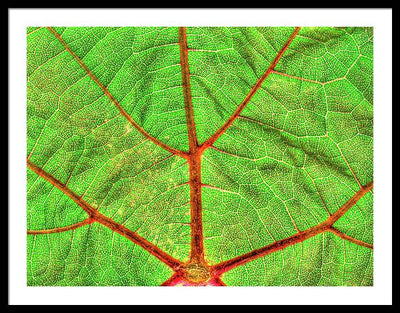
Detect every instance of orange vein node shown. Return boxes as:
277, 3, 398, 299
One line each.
182, 263, 211, 284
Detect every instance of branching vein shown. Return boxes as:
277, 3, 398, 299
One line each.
212, 180, 373, 275
199, 27, 301, 152
46, 27, 189, 160
27, 159, 183, 270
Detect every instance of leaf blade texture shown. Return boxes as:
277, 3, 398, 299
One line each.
27, 26, 373, 286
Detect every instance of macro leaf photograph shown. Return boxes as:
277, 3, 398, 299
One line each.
26, 26, 373, 287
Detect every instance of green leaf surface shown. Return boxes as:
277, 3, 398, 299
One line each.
27, 26, 373, 286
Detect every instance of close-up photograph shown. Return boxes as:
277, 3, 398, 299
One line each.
8, 7, 393, 308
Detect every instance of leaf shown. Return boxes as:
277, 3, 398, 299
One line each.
26, 26, 373, 286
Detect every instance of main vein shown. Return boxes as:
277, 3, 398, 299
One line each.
46, 27, 188, 160
179, 27, 198, 153
27, 159, 183, 270
178, 27, 205, 265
